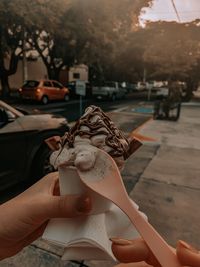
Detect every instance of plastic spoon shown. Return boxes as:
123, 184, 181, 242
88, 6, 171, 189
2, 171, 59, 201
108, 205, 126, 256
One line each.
77, 149, 181, 267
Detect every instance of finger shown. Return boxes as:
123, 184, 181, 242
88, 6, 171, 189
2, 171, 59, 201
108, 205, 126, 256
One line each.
111, 238, 161, 267
111, 238, 149, 263
177, 240, 200, 267
39, 194, 92, 220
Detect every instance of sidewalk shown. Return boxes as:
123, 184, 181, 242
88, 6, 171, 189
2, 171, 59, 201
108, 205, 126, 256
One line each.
131, 104, 200, 249
1, 104, 200, 267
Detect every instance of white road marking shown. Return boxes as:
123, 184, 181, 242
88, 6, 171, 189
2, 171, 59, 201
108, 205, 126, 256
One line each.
113, 107, 128, 112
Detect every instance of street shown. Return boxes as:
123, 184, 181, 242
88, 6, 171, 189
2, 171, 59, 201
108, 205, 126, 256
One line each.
10, 93, 154, 132
13, 93, 152, 123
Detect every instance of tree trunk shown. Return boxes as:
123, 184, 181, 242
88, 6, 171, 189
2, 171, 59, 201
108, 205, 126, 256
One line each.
54, 68, 61, 81
0, 54, 19, 98
0, 26, 19, 98
46, 66, 52, 79
47, 65, 62, 81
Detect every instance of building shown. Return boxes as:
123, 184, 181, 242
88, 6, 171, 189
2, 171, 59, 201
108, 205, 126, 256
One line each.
0, 57, 88, 90
59, 64, 88, 86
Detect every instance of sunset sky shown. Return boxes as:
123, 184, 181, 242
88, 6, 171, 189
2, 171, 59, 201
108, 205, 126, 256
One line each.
140, 0, 200, 24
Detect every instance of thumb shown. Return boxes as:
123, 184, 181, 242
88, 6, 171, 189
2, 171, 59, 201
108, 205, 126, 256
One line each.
39, 194, 92, 220
177, 240, 200, 267
111, 238, 160, 266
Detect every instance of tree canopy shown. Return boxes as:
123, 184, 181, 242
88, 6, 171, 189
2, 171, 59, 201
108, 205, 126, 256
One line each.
0, 0, 152, 96
2, 0, 200, 97
143, 21, 200, 80
111, 19, 200, 92
0, 0, 68, 96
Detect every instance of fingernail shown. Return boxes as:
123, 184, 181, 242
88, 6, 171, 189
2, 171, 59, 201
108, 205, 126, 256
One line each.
76, 196, 91, 213
179, 240, 199, 253
109, 238, 132, 246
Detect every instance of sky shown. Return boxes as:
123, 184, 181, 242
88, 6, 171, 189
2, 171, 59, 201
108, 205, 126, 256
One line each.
140, 0, 200, 24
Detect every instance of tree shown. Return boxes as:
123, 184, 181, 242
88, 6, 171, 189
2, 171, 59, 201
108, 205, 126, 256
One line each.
109, 19, 200, 91
0, 0, 153, 96
0, 0, 68, 97
106, 27, 152, 83
86, 0, 153, 83
27, 0, 153, 82
143, 21, 200, 81
0, 1, 24, 97
81, 0, 153, 83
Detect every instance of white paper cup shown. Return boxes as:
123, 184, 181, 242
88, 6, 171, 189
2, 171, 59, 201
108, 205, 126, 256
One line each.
58, 166, 112, 214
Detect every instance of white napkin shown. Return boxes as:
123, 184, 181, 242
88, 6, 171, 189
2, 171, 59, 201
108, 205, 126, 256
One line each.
42, 166, 146, 261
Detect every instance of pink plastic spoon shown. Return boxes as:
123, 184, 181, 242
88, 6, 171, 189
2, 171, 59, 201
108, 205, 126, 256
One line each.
77, 149, 181, 267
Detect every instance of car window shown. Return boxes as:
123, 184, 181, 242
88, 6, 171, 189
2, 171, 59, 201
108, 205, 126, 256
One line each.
43, 81, 53, 87
104, 82, 115, 87
52, 81, 63, 89
5, 110, 16, 120
22, 80, 39, 88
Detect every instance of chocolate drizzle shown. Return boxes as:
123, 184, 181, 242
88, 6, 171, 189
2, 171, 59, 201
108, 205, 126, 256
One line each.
62, 106, 132, 159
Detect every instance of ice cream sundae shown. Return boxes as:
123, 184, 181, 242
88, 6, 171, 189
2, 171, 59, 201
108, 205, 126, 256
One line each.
50, 105, 141, 171
43, 105, 144, 261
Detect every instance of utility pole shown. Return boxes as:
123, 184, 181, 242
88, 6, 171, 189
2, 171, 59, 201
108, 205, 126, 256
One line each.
171, 0, 181, 23
143, 68, 151, 101
143, 68, 146, 83
22, 27, 28, 83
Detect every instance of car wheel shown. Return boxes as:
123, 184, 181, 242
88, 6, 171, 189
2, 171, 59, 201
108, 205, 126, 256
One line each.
64, 94, 69, 101
30, 145, 55, 184
41, 95, 49, 105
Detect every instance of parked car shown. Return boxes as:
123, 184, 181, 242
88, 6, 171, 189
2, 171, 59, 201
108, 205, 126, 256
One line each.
125, 83, 138, 93
0, 100, 69, 193
136, 81, 154, 91
92, 81, 126, 101
136, 82, 147, 91
19, 80, 70, 104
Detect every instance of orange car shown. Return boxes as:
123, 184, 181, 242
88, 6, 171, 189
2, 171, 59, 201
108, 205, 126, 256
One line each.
19, 80, 70, 104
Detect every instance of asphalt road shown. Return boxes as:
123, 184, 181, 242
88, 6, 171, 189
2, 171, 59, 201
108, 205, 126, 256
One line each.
14, 96, 138, 121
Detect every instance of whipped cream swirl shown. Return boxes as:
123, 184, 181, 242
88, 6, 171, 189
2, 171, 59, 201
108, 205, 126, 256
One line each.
61, 106, 131, 160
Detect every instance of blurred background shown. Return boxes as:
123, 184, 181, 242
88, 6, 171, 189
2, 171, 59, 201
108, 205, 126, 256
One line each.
0, 1, 200, 267
0, 0, 200, 99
